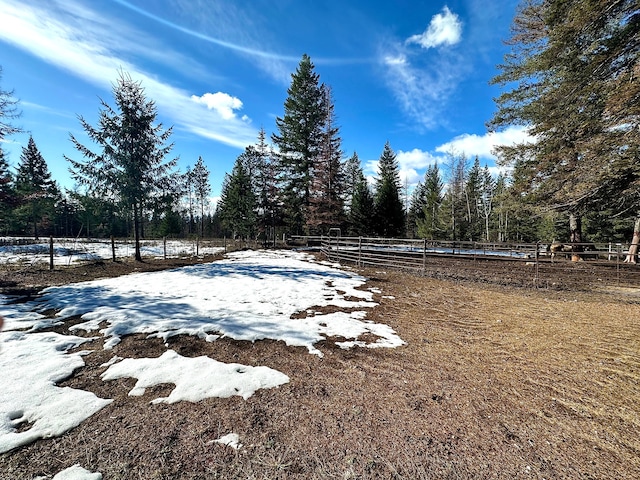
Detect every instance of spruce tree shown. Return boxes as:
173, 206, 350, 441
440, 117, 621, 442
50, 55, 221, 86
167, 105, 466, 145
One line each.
342, 152, 362, 213
67, 72, 177, 261
272, 54, 325, 234
489, 0, 639, 253
218, 155, 257, 240
407, 181, 426, 238
15, 136, 58, 239
349, 170, 375, 236
192, 156, 211, 237
416, 162, 444, 239
374, 142, 405, 237
253, 128, 281, 245
307, 85, 344, 234
0, 146, 14, 233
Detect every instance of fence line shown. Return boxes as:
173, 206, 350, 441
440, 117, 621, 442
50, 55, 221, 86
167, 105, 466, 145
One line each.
0, 236, 246, 269
317, 235, 639, 289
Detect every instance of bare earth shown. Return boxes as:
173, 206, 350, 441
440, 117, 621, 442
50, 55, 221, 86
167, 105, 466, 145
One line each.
1, 254, 639, 479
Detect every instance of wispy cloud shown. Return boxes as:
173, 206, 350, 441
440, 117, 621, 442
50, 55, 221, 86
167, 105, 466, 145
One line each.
0, 0, 257, 148
406, 7, 463, 49
379, 6, 466, 130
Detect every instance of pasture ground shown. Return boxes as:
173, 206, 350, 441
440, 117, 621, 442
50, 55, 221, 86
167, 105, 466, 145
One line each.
1, 253, 639, 479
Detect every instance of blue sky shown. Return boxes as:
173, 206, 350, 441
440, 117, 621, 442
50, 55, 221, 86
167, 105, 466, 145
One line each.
0, 0, 529, 200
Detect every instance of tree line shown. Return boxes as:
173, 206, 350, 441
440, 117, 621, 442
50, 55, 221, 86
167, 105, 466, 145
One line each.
0, 0, 638, 260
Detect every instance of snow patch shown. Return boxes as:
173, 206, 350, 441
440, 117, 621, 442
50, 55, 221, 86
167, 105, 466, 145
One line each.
100, 350, 290, 403
211, 432, 242, 449
0, 331, 112, 453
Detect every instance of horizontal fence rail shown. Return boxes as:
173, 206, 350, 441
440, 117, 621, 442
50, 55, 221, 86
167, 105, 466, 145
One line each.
316, 236, 640, 289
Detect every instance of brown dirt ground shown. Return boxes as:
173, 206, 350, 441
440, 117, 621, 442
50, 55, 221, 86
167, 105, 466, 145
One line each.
1, 253, 640, 479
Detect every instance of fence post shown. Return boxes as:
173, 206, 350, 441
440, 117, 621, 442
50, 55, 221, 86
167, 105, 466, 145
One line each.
163, 236, 167, 260
49, 236, 54, 271
111, 236, 116, 262
358, 237, 362, 267
535, 241, 540, 286
617, 243, 621, 285
423, 238, 427, 275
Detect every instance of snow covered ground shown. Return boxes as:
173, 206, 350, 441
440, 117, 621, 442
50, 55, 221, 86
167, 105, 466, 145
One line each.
0, 237, 225, 266
0, 249, 404, 477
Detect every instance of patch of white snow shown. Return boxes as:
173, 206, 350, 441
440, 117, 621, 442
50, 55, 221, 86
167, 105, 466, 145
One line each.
100, 349, 289, 403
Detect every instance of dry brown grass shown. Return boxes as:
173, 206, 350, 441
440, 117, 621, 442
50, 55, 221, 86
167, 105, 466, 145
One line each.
2, 259, 640, 479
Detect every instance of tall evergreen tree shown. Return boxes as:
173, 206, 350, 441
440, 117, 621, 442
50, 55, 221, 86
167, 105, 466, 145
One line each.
15, 136, 58, 239
0, 147, 14, 233
342, 152, 362, 213
407, 181, 426, 238
349, 170, 375, 236
307, 85, 344, 234
489, 0, 639, 255
272, 54, 325, 234
440, 151, 468, 241
374, 142, 405, 237
67, 72, 177, 261
465, 156, 484, 241
253, 128, 281, 245
417, 162, 444, 239
183, 165, 195, 234
218, 155, 257, 240
192, 156, 211, 237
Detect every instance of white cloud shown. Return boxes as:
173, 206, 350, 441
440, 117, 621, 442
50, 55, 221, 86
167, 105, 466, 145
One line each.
397, 148, 439, 170
191, 92, 245, 120
0, 0, 257, 149
435, 126, 533, 159
406, 7, 462, 49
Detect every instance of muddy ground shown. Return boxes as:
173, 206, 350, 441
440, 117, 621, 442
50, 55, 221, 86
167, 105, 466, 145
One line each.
1, 252, 639, 479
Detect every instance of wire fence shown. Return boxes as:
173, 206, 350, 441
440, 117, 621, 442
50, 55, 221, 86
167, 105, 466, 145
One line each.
311, 235, 640, 289
0, 236, 240, 270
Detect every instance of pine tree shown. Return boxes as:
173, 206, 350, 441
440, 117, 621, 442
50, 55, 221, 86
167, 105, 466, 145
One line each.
0, 146, 15, 233
218, 155, 257, 240
192, 156, 211, 238
349, 170, 375, 236
416, 163, 444, 239
342, 152, 362, 213
489, 0, 639, 254
253, 128, 281, 246
441, 152, 468, 241
183, 166, 195, 234
374, 142, 405, 237
15, 136, 58, 239
307, 85, 344, 234
464, 156, 484, 241
67, 72, 177, 261
272, 54, 325, 234
406, 181, 426, 238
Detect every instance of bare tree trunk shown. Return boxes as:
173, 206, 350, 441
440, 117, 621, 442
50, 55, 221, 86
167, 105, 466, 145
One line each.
569, 213, 583, 262
624, 216, 640, 264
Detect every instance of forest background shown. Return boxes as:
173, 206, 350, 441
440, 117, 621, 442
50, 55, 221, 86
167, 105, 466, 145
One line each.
0, 0, 637, 259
